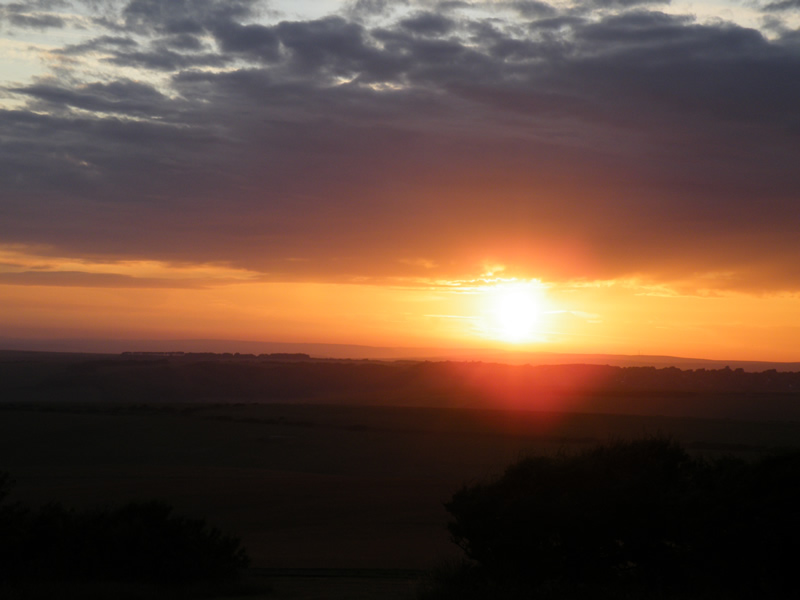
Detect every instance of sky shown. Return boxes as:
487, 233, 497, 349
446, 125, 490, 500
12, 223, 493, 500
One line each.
1, 0, 800, 361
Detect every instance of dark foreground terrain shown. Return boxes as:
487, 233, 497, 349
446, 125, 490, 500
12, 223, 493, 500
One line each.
3, 352, 800, 598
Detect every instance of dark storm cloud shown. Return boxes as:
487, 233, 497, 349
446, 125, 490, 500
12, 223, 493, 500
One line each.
3, 0, 800, 291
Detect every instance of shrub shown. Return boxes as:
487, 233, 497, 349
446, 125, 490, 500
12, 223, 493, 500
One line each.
0, 478, 249, 587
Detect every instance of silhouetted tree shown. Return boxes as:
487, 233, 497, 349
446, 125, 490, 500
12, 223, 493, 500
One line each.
0, 476, 249, 588
439, 440, 800, 599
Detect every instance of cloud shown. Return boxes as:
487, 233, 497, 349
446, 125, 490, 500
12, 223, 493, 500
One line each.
504, 1, 559, 17
586, 0, 668, 8
12, 79, 170, 116
399, 11, 456, 35
1, 2, 67, 29
8, 13, 66, 29
346, 0, 409, 18
762, 0, 800, 11
120, 0, 261, 35
105, 47, 230, 70
0, 271, 206, 288
58, 35, 140, 55
2, 0, 800, 293
212, 21, 280, 60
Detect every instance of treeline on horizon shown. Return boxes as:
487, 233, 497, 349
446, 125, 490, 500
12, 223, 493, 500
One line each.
3, 356, 800, 407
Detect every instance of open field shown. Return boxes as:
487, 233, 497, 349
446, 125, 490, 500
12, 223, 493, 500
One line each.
4, 355, 800, 597
3, 402, 800, 582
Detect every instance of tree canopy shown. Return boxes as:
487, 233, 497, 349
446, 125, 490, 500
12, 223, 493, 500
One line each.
440, 439, 800, 599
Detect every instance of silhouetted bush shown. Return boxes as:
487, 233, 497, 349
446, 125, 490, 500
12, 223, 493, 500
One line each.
0, 480, 249, 587
438, 439, 800, 599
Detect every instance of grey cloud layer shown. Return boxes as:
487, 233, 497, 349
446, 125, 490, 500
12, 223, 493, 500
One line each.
1, 2, 67, 29
2, 0, 799, 289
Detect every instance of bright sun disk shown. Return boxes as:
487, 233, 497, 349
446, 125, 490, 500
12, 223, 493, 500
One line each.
481, 280, 547, 343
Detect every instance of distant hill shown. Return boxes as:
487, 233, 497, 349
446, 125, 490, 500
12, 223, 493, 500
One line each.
3, 351, 800, 421
1, 337, 799, 372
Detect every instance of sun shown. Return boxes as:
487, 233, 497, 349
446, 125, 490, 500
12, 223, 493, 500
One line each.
480, 280, 548, 343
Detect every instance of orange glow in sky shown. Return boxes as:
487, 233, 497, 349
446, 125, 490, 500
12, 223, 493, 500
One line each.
1, 245, 799, 362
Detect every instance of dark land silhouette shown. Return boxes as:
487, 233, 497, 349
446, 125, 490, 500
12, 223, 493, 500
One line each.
4, 351, 800, 419
3, 351, 800, 598
0, 485, 250, 598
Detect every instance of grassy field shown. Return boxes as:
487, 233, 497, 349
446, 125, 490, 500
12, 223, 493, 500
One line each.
3, 400, 800, 598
